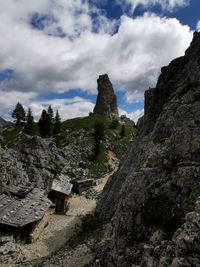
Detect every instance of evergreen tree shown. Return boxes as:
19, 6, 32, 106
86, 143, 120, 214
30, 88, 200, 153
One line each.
93, 136, 100, 158
24, 108, 34, 135
110, 119, 119, 129
38, 110, 51, 137
93, 119, 105, 159
94, 119, 105, 140
47, 105, 54, 123
53, 110, 61, 134
12, 102, 26, 125
120, 124, 126, 137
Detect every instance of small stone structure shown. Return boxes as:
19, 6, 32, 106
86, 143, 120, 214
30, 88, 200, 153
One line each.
71, 179, 94, 194
0, 188, 51, 243
48, 178, 73, 213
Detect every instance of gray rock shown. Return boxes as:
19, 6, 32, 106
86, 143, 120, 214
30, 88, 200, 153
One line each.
93, 74, 119, 120
96, 32, 200, 266
0, 134, 66, 193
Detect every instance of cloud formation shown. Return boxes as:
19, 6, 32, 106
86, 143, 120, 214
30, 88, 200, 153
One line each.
197, 21, 200, 31
0, 0, 193, 121
116, 0, 190, 12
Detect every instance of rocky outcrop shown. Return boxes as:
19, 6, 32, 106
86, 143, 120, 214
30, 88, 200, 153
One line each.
93, 74, 119, 120
137, 197, 200, 267
120, 115, 135, 126
96, 32, 200, 266
0, 135, 66, 193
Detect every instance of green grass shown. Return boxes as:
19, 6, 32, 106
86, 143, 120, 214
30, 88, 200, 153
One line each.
105, 123, 137, 158
86, 144, 108, 179
62, 114, 109, 130
1, 115, 137, 181
2, 125, 24, 148
2, 122, 39, 148
58, 116, 137, 179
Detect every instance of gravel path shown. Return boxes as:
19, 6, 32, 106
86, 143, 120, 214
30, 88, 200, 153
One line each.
4, 151, 119, 267
21, 196, 96, 262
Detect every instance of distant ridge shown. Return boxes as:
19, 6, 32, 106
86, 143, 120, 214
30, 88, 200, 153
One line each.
0, 117, 8, 126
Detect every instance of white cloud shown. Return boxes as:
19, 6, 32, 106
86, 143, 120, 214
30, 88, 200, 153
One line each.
0, 0, 193, 119
29, 97, 95, 121
120, 108, 144, 123
197, 21, 200, 32
0, 91, 38, 120
0, 92, 95, 122
116, 0, 190, 12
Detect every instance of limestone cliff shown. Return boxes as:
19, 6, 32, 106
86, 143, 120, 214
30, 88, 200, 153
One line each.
0, 135, 65, 193
93, 74, 119, 120
96, 32, 200, 266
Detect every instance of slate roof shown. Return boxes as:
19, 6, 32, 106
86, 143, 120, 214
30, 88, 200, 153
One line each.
4, 183, 34, 198
0, 189, 52, 228
71, 179, 94, 184
51, 179, 73, 196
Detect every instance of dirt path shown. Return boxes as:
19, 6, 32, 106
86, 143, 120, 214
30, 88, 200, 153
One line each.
21, 196, 96, 262
107, 149, 119, 170
13, 150, 119, 266
94, 150, 119, 192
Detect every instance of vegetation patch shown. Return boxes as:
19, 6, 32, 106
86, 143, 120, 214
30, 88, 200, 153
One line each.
2, 125, 24, 148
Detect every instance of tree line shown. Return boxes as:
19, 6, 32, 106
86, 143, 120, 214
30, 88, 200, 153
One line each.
12, 102, 61, 137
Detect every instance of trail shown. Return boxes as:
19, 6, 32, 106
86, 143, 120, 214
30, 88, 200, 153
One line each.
10, 150, 119, 267
21, 196, 96, 262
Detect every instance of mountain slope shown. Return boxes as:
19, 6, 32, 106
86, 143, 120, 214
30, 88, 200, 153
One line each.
0, 116, 9, 127
0, 115, 136, 193
96, 32, 200, 266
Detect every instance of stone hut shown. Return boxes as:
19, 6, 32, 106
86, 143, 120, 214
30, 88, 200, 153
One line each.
71, 179, 94, 194
0, 188, 51, 243
48, 178, 73, 213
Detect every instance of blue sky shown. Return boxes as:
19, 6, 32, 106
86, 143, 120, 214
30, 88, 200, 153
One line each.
0, 0, 198, 122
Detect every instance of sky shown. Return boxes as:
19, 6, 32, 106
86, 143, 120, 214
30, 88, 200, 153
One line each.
0, 0, 199, 122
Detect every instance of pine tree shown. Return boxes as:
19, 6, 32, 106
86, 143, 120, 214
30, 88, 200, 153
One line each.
94, 119, 105, 140
24, 108, 34, 135
38, 110, 51, 138
12, 102, 26, 125
120, 124, 126, 137
47, 105, 54, 123
93, 137, 100, 158
53, 110, 61, 134
110, 119, 119, 129
93, 119, 105, 159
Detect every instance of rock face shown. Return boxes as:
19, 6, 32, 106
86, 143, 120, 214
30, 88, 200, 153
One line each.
93, 74, 119, 120
96, 32, 200, 266
0, 135, 66, 193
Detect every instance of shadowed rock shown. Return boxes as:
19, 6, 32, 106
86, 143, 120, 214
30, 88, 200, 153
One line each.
96, 32, 200, 266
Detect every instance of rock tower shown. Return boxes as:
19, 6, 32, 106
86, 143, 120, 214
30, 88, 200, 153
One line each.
93, 74, 119, 120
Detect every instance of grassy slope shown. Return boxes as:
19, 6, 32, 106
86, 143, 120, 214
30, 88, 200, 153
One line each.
2, 125, 23, 148
60, 115, 137, 179
1, 115, 137, 180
